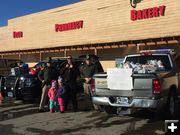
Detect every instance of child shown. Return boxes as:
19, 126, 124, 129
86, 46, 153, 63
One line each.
48, 80, 58, 113
57, 76, 66, 113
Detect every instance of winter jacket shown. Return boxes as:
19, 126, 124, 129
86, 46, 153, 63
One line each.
57, 86, 66, 99
48, 87, 57, 100
38, 66, 58, 85
80, 63, 98, 78
62, 62, 78, 89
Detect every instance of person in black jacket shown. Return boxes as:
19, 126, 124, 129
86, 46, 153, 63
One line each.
38, 59, 58, 112
62, 55, 78, 112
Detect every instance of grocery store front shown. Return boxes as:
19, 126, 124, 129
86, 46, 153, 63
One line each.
0, 0, 180, 70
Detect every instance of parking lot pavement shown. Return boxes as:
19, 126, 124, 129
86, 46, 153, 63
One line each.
0, 108, 164, 135
0, 100, 179, 135
0, 107, 165, 135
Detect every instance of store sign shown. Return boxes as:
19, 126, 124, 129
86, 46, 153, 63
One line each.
55, 20, 83, 32
13, 31, 23, 38
131, 5, 166, 21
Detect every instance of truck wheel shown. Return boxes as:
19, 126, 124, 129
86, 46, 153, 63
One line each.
104, 106, 117, 114
167, 91, 176, 118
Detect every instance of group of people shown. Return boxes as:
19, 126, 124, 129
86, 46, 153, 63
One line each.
37, 54, 99, 113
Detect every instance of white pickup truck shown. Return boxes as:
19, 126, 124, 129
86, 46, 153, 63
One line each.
91, 49, 180, 117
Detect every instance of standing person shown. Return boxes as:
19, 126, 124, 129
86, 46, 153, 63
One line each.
62, 55, 78, 112
38, 60, 58, 112
57, 76, 66, 113
80, 54, 98, 110
48, 80, 58, 113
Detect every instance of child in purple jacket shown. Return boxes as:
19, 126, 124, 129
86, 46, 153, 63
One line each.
57, 76, 66, 113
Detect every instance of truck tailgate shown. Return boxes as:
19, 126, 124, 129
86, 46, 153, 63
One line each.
132, 73, 157, 97
94, 73, 157, 98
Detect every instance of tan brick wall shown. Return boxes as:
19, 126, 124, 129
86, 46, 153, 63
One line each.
0, 0, 179, 52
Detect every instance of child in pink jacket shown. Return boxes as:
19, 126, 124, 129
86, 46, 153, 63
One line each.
48, 80, 58, 112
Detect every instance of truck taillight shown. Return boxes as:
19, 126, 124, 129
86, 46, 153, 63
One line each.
153, 79, 161, 94
90, 79, 95, 92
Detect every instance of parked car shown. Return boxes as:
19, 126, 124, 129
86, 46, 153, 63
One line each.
29, 62, 47, 75
3, 74, 41, 102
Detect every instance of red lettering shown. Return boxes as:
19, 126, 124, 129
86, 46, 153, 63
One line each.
13, 32, 16, 38
76, 21, 83, 29
148, 8, 153, 18
159, 5, 166, 16
55, 20, 83, 32
79, 20, 83, 28
68, 22, 71, 30
74, 22, 77, 29
60, 25, 63, 31
20, 32, 23, 37
152, 7, 159, 17
75, 22, 79, 29
130, 5, 166, 21
13, 31, 23, 38
142, 9, 148, 19
76, 22, 80, 29
62, 24, 66, 31
137, 10, 142, 20
131, 10, 137, 21
55, 24, 59, 32
72, 22, 75, 29
67, 23, 71, 30
70, 22, 74, 29
17, 32, 20, 38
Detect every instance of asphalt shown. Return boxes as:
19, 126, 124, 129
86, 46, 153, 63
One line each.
0, 98, 179, 135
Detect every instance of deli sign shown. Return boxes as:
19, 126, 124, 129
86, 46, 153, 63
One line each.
131, 5, 166, 21
13, 31, 23, 38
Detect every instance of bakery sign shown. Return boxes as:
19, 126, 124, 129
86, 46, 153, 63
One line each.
131, 5, 166, 21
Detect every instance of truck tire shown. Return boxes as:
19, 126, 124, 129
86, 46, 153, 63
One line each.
166, 91, 176, 118
104, 106, 117, 114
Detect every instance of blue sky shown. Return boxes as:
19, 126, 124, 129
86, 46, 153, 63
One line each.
0, 0, 80, 26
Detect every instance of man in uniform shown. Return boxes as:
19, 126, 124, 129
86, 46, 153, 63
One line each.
80, 54, 98, 110
38, 60, 58, 112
